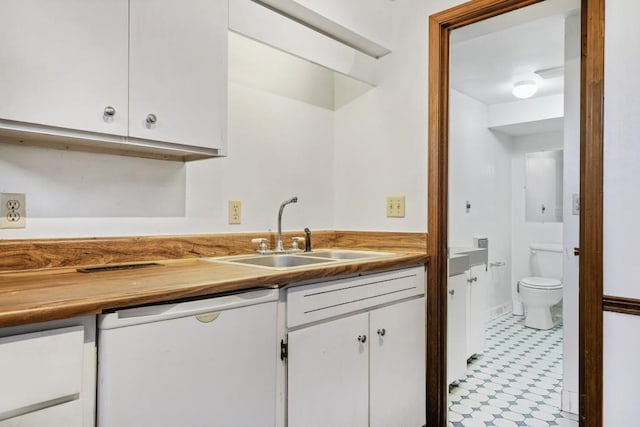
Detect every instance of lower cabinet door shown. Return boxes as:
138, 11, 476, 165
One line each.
369, 298, 426, 427
0, 400, 81, 427
288, 312, 369, 427
467, 264, 488, 358
448, 274, 468, 385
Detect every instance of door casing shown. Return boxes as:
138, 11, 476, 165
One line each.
426, 0, 604, 426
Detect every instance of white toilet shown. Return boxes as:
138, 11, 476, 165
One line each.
518, 243, 563, 330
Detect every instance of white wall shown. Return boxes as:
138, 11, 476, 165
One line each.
603, 312, 640, 424
0, 33, 336, 238
0, 0, 461, 238
185, 81, 335, 233
603, 0, 640, 424
510, 132, 564, 314
448, 89, 513, 317
332, 0, 464, 231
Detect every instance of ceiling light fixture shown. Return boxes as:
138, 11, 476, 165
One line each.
512, 80, 538, 99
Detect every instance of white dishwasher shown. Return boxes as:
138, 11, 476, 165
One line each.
97, 288, 278, 427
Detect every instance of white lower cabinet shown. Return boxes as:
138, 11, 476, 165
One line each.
286, 267, 426, 427
466, 264, 488, 359
0, 316, 96, 427
447, 272, 467, 385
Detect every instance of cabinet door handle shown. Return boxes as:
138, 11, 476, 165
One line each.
377, 328, 386, 337
146, 113, 157, 125
467, 277, 477, 283
449, 289, 455, 295
357, 335, 367, 343
103, 106, 116, 117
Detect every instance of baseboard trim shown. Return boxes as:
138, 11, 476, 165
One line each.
562, 389, 579, 415
487, 302, 512, 321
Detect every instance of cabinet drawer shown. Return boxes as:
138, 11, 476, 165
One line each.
0, 326, 84, 419
0, 400, 81, 427
287, 267, 425, 328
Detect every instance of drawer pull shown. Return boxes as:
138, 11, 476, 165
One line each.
377, 328, 386, 337
195, 312, 220, 323
357, 335, 367, 344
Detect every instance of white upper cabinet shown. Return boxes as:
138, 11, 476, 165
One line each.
0, 0, 129, 135
129, 0, 227, 150
0, 0, 227, 160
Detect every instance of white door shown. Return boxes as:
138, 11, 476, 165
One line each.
0, 0, 128, 135
369, 298, 426, 427
448, 274, 468, 385
467, 264, 488, 358
288, 312, 369, 427
129, 0, 227, 150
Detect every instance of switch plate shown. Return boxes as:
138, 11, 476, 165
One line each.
572, 193, 580, 215
386, 196, 405, 218
0, 193, 26, 229
228, 200, 241, 224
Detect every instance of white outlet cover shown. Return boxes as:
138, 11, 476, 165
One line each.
0, 193, 26, 229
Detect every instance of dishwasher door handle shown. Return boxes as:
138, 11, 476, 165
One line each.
99, 288, 278, 329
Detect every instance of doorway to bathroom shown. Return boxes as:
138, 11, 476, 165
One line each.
446, 2, 579, 425
425, 0, 604, 425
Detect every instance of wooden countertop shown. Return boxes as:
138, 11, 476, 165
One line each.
0, 251, 428, 328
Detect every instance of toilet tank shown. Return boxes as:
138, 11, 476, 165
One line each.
529, 243, 563, 280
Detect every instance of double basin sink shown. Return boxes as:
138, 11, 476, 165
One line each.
205, 249, 395, 270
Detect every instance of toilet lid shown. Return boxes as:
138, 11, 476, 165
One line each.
520, 276, 562, 290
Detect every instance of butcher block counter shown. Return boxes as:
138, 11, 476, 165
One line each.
0, 251, 428, 328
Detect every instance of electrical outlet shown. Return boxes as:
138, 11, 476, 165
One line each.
0, 193, 26, 229
228, 200, 241, 224
386, 196, 405, 218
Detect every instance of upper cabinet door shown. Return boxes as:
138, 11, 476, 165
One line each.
0, 0, 129, 135
129, 0, 227, 150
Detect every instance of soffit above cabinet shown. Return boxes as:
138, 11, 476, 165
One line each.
229, 0, 391, 86
251, 0, 391, 58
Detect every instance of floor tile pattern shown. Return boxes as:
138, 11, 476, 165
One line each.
448, 314, 577, 427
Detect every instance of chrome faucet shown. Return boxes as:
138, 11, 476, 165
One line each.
275, 196, 298, 253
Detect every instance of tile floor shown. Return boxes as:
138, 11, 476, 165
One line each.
448, 313, 578, 427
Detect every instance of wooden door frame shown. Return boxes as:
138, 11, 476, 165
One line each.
426, 0, 604, 426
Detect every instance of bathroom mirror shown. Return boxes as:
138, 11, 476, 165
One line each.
525, 150, 563, 222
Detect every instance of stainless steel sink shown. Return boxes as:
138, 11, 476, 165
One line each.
298, 249, 394, 260
220, 254, 336, 269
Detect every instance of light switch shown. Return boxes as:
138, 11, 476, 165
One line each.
386, 196, 405, 218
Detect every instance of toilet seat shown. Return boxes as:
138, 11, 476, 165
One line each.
520, 276, 562, 290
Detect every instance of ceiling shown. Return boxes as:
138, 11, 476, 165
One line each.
450, 0, 580, 105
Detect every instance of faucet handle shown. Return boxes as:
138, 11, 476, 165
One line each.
291, 237, 305, 252
251, 238, 269, 254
